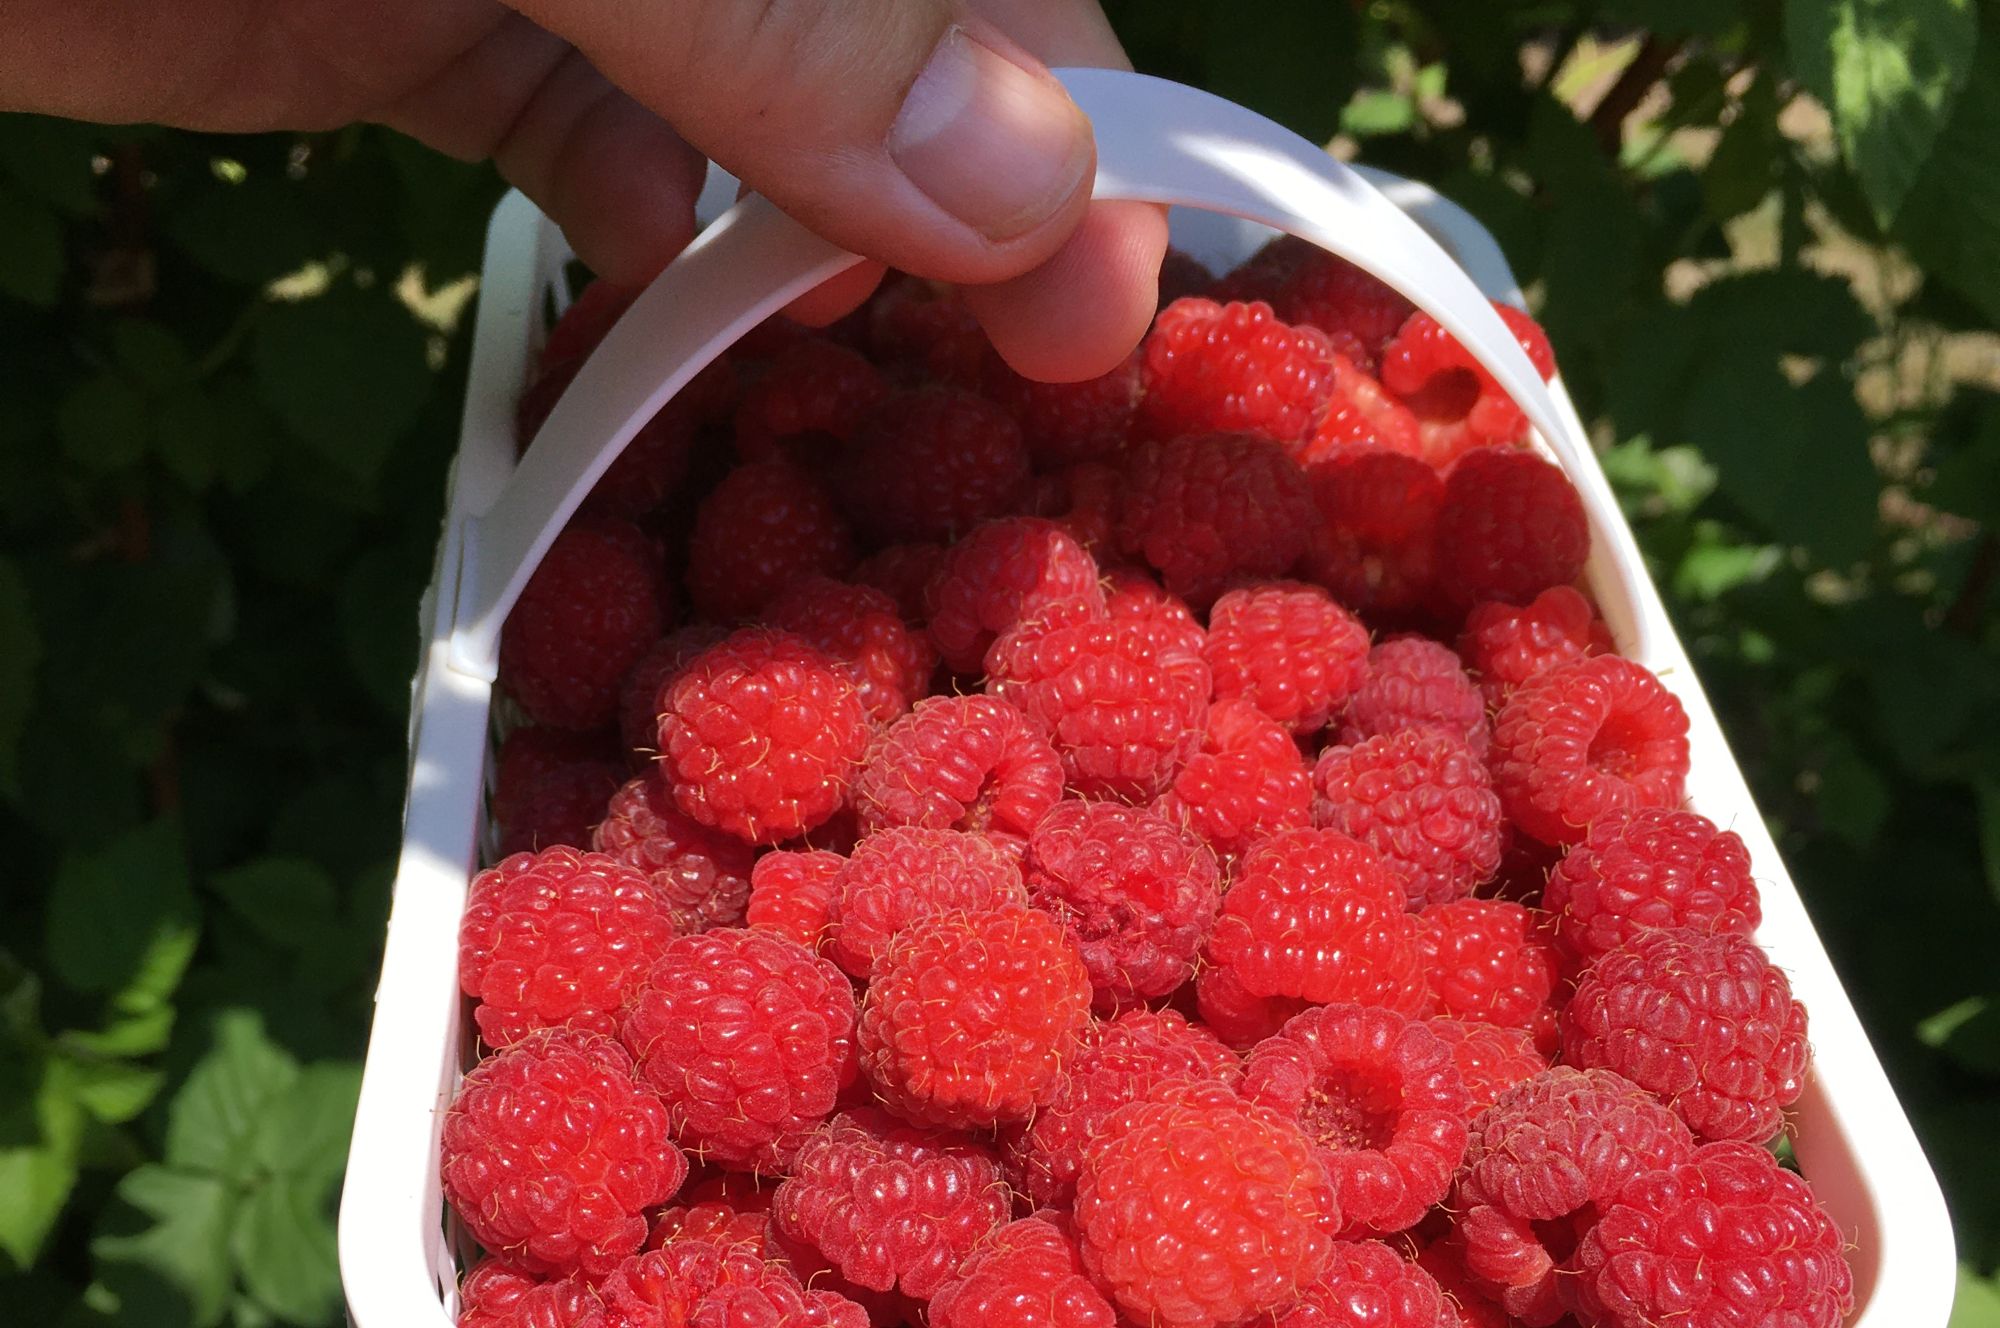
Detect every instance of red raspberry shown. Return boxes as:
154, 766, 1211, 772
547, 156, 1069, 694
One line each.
1433, 449, 1588, 612
852, 695, 1063, 846
1158, 246, 1216, 306
840, 388, 1032, 544
621, 928, 856, 1169
1204, 581, 1370, 735
1336, 637, 1490, 758
1273, 250, 1417, 373
1379, 304, 1555, 465
1002, 1007, 1240, 1209
618, 626, 727, 763
684, 460, 855, 623
458, 846, 676, 1049
764, 577, 937, 723
1299, 355, 1424, 462
928, 1215, 1118, 1328
1027, 461, 1122, 555
1103, 565, 1207, 656
1250, 1240, 1458, 1328
1541, 807, 1760, 967
1137, 298, 1336, 448
459, 1260, 603, 1328
1075, 1079, 1339, 1328
1414, 900, 1559, 1034
1115, 432, 1315, 605
1574, 1141, 1854, 1328
850, 542, 947, 623
1563, 927, 1809, 1143
1313, 732, 1503, 909
1301, 451, 1441, 619
827, 826, 1027, 978
1408, 1240, 1506, 1328
983, 348, 1143, 466
591, 775, 758, 932
656, 629, 869, 844
1022, 799, 1222, 1009
540, 279, 635, 372
732, 339, 887, 465
744, 848, 843, 952
1154, 699, 1314, 859
648, 1199, 775, 1255
1457, 586, 1611, 707
1489, 655, 1690, 847
1194, 962, 1309, 1049
986, 605, 1209, 802
501, 521, 667, 731
925, 517, 1104, 675
440, 1030, 685, 1276
598, 1235, 863, 1328
1207, 235, 1317, 306
867, 276, 988, 387
493, 727, 623, 856
1205, 828, 1429, 1017
1425, 1019, 1546, 1122
860, 903, 1093, 1128
774, 1107, 1010, 1299
1451, 1066, 1696, 1326
1242, 1004, 1468, 1236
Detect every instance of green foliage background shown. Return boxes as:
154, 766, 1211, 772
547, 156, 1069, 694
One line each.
3, 0, 2000, 1321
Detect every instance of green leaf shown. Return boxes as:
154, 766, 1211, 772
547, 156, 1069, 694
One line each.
1599, 0, 1747, 38
230, 1177, 341, 1325
1976, 777, 2000, 906
251, 282, 432, 481
163, 174, 322, 288
111, 321, 192, 393
1703, 74, 1784, 221
1921, 996, 2000, 1077
0, 1050, 85, 1269
0, 184, 61, 307
45, 819, 199, 1000
249, 1063, 361, 1188
155, 391, 219, 493
0, 115, 97, 214
1342, 90, 1415, 137
55, 1055, 166, 1126
1897, 31, 2000, 324
1673, 523, 1782, 600
57, 374, 149, 473
0, 558, 37, 797
92, 1167, 236, 1328
164, 1011, 299, 1179
1786, 0, 1978, 227
207, 857, 338, 951
1202, 0, 1358, 144
1954, 1263, 2000, 1328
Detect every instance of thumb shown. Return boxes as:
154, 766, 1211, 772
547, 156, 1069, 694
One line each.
502, 0, 1098, 284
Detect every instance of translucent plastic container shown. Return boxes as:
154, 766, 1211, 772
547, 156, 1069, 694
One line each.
338, 68, 1955, 1328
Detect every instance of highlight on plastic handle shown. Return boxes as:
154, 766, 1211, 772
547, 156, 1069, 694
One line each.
447, 67, 1592, 680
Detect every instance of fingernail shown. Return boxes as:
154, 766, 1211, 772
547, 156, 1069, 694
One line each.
889, 26, 1094, 243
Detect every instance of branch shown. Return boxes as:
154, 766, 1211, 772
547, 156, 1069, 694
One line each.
1945, 532, 1999, 636
1589, 36, 1682, 157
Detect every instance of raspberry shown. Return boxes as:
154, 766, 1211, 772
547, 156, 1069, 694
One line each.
656, 628, 870, 844
684, 461, 856, 623
1425, 1019, 1546, 1122
1541, 807, 1760, 967
1242, 1004, 1468, 1236
591, 775, 758, 932
1273, 250, 1417, 374
926, 517, 1104, 674
1075, 1079, 1339, 1328
459, 1260, 603, 1328
1451, 1066, 1696, 1326
1336, 637, 1490, 758
744, 848, 843, 952
618, 626, 726, 762
1433, 449, 1588, 612
1208, 236, 1317, 306
1489, 655, 1691, 847
1379, 304, 1555, 465
459, 846, 677, 1049
1194, 963, 1309, 1049
1027, 462, 1122, 555
851, 695, 1062, 845
1204, 581, 1370, 735
1158, 246, 1216, 306
1299, 355, 1424, 462
648, 1200, 775, 1255
1457, 586, 1611, 707
501, 521, 668, 731
1313, 732, 1504, 910
1154, 698, 1314, 859
775, 1107, 1010, 1299
1563, 927, 1809, 1143
1408, 1240, 1507, 1328
827, 826, 1027, 978
1022, 799, 1222, 1008
1300, 451, 1441, 619
492, 727, 623, 856
440, 1030, 685, 1276
1250, 1240, 1458, 1328
1102, 565, 1207, 657
1573, 1141, 1854, 1328
983, 348, 1143, 466
867, 276, 989, 387
1206, 828, 1428, 1017
1137, 298, 1336, 447
840, 388, 1032, 544
732, 339, 887, 464
1414, 900, 1559, 1033
621, 927, 856, 1169
850, 543, 947, 623
860, 903, 1093, 1127
1115, 432, 1315, 605
598, 1235, 862, 1328
764, 577, 937, 723
985, 605, 1209, 802
928, 1215, 1118, 1328
1002, 1007, 1241, 1209
540, 279, 636, 372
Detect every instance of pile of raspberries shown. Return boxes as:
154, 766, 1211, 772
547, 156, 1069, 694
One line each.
445, 238, 1853, 1328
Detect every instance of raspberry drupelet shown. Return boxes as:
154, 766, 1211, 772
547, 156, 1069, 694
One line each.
924, 517, 1104, 674
1432, 448, 1588, 612
1313, 731, 1505, 909
851, 694, 1063, 846
982, 346, 1144, 466
1204, 581, 1371, 736
456, 1260, 603, 1328
928, 1215, 1118, 1328
743, 848, 843, 952
1248, 1240, 1462, 1328
850, 541, 948, 624
1378, 303, 1555, 466
591, 774, 758, 933
1301, 450, 1442, 620
1154, 698, 1314, 860
1457, 585, 1611, 707
1337, 636, 1490, 757
684, 459, 856, 623
826, 826, 1026, 978
731, 338, 887, 465
491, 727, 623, 856
1114, 432, 1317, 606
1540, 806, 1760, 966
838, 387, 1033, 544
1425, 1018, 1547, 1122
1415, 899, 1560, 1037
763, 576, 937, 724
1137, 297, 1339, 448
1029, 460, 1122, 554
1271, 249, 1416, 372
617, 625, 727, 763
500, 520, 668, 732
1300, 355, 1425, 462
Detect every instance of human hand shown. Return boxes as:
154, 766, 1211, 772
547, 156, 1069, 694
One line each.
0, 0, 1167, 379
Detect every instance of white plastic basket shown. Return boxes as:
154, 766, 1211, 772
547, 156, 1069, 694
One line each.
338, 69, 1955, 1327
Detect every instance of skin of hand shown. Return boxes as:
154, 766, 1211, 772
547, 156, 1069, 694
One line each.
0, 0, 1167, 380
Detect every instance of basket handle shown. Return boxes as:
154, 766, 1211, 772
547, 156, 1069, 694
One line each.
448, 67, 1584, 680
